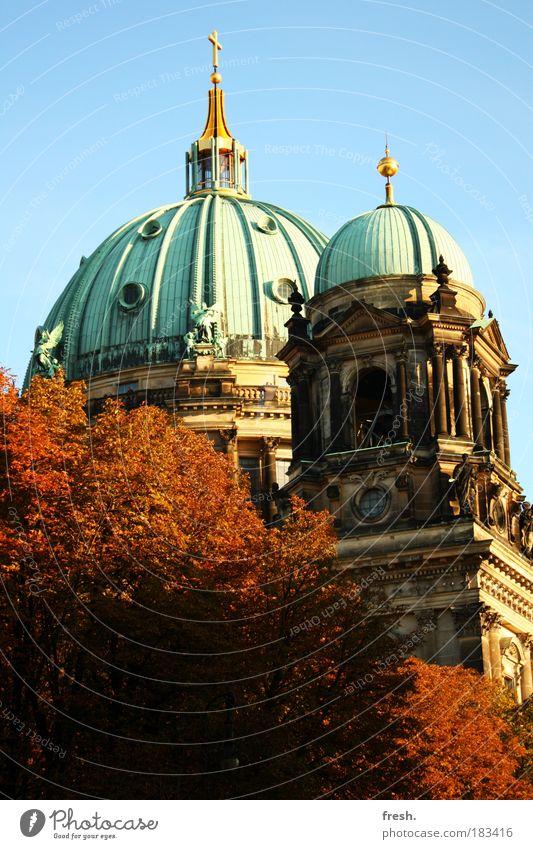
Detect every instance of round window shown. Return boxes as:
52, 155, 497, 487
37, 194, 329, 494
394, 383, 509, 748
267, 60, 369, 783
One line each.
358, 487, 389, 521
139, 219, 162, 239
267, 277, 297, 304
119, 282, 146, 311
257, 214, 278, 235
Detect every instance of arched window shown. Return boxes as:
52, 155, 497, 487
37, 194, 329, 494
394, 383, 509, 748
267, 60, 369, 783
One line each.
354, 369, 393, 449
501, 638, 525, 702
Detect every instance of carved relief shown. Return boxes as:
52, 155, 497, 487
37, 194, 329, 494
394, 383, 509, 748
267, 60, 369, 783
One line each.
449, 455, 478, 517
488, 485, 508, 535
519, 502, 533, 558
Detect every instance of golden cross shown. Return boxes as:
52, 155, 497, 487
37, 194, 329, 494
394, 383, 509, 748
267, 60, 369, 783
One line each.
208, 30, 222, 68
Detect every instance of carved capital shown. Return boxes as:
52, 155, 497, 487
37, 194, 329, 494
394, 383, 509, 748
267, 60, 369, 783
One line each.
414, 608, 437, 629
293, 364, 315, 382
479, 605, 503, 634
219, 427, 238, 448
449, 343, 468, 359
261, 436, 280, 453
518, 633, 533, 652
430, 342, 445, 358
327, 359, 343, 374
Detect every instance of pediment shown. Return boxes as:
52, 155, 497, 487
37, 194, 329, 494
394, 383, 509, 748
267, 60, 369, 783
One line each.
314, 300, 403, 340
472, 317, 510, 361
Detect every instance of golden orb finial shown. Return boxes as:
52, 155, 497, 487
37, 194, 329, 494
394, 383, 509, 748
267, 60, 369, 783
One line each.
377, 138, 399, 204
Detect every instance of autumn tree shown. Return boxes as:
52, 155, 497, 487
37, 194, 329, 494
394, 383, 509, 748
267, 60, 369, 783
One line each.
0, 370, 530, 801
356, 657, 531, 800
0, 371, 395, 798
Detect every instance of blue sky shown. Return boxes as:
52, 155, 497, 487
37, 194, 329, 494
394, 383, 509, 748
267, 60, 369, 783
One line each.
1, 0, 532, 491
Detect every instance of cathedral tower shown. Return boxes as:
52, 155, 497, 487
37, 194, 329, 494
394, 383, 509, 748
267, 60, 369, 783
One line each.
278, 147, 533, 699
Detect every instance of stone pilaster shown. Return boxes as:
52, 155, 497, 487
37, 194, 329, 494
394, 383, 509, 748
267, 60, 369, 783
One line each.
480, 607, 503, 681
395, 352, 409, 440
519, 633, 533, 699
470, 361, 484, 449
501, 384, 511, 467
261, 436, 280, 521
219, 427, 239, 474
431, 343, 448, 436
492, 382, 505, 463
452, 345, 469, 438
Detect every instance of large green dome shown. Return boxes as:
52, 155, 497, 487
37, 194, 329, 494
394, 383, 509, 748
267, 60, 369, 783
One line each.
315, 203, 473, 294
31, 194, 326, 382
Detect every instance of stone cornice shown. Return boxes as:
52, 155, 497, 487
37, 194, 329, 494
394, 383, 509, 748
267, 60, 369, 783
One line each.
479, 570, 533, 622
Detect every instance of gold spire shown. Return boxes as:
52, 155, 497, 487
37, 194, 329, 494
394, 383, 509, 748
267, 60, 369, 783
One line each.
199, 30, 233, 148
377, 138, 399, 205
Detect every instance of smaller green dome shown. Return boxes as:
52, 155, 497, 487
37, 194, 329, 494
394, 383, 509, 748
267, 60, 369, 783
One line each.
315, 204, 474, 294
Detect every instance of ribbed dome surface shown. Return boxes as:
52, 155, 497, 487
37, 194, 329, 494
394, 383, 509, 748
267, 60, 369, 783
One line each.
33, 194, 327, 381
315, 204, 473, 293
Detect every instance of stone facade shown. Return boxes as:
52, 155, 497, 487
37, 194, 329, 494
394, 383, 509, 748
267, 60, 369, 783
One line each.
86, 354, 292, 521
278, 269, 533, 700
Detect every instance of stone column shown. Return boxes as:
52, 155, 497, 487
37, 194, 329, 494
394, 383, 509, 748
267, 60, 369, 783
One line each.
452, 345, 469, 438
519, 634, 533, 700
501, 385, 511, 467
261, 436, 280, 522
396, 353, 409, 440
481, 607, 503, 681
287, 374, 301, 460
262, 437, 279, 492
492, 383, 505, 462
329, 363, 344, 452
218, 428, 239, 475
432, 343, 448, 436
470, 361, 484, 449
297, 367, 314, 459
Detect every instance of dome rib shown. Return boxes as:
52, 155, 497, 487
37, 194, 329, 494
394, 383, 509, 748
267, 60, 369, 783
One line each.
407, 206, 438, 271
230, 198, 263, 339
150, 202, 191, 339
192, 194, 212, 306
254, 201, 307, 299
402, 207, 423, 275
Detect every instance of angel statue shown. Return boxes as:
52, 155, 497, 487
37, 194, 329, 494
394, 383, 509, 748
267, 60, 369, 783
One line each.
33, 321, 64, 377
183, 330, 196, 358
214, 329, 228, 358
189, 301, 220, 343
520, 502, 533, 559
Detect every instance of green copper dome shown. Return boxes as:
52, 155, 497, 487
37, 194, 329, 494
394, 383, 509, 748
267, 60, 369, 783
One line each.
29, 194, 326, 382
315, 203, 473, 294
26, 65, 328, 386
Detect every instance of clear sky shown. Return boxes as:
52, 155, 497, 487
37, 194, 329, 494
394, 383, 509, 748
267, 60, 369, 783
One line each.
1, 0, 532, 492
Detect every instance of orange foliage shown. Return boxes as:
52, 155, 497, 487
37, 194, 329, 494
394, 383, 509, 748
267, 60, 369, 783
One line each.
377, 658, 531, 800
0, 370, 530, 801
